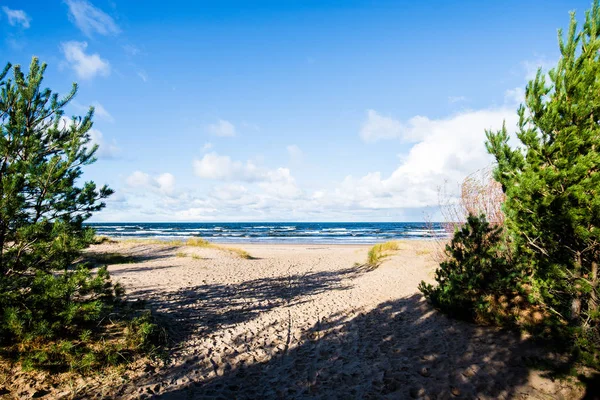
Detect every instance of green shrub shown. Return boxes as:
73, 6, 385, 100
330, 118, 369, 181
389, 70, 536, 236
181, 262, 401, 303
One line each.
0, 266, 165, 372
419, 214, 522, 322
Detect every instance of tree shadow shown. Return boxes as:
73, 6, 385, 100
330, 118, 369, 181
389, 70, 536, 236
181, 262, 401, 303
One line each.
84, 245, 180, 266
129, 265, 371, 345
121, 294, 581, 399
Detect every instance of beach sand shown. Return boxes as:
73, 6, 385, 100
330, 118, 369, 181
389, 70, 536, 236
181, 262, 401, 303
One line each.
3, 240, 584, 399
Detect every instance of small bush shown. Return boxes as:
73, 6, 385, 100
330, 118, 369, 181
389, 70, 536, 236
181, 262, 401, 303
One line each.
419, 214, 523, 323
0, 266, 165, 373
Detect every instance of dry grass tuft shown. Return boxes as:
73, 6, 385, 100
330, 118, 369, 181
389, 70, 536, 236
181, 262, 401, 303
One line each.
427, 166, 505, 262
366, 241, 401, 267
119, 237, 253, 259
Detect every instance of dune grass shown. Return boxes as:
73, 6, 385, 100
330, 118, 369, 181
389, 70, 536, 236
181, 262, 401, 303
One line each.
118, 237, 252, 259
366, 241, 401, 267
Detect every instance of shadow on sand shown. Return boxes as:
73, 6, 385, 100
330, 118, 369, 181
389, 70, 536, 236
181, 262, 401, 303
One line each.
118, 285, 585, 399
128, 265, 371, 344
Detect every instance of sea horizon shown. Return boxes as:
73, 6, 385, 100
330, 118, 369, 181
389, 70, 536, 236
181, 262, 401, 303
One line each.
87, 221, 448, 244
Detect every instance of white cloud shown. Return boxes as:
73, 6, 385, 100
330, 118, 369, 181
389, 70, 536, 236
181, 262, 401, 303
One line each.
2, 6, 30, 28
65, 0, 120, 37
287, 144, 303, 163
126, 171, 152, 188
343, 106, 519, 209
202, 142, 213, 152
89, 129, 120, 158
155, 173, 176, 195
193, 152, 302, 198
61, 41, 110, 79
126, 171, 176, 195
360, 109, 405, 142
207, 119, 236, 137
193, 152, 262, 181
137, 70, 148, 82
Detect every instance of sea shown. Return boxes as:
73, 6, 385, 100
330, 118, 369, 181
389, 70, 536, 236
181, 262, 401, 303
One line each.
87, 222, 448, 244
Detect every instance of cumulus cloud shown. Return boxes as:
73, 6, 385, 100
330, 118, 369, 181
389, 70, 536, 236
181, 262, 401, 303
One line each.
2, 6, 30, 28
360, 110, 405, 142
61, 41, 110, 79
207, 119, 236, 137
193, 152, 263, 181
345, 106, 519, 209
65, 0, 120, 37
194, 152, 302, 198
202, 142, 213, 152
126, 171, 176, 195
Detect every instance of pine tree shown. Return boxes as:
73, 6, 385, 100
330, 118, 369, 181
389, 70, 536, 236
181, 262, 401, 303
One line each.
0, 58, 125, 366
0, 57, 112, 277
486, 2, 600, 332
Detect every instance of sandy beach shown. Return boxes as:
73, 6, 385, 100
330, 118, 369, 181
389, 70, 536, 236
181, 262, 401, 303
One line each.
4, 240, 584, 399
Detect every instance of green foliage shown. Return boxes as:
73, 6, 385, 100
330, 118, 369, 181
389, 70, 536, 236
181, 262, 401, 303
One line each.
367, 241, 400, 267
0, 57, 113, 277
0, 265, 165, 372
423, 1, 600, 367
486, 1, 600, 361
419, 214, 521, 322
0, 58, 165, 373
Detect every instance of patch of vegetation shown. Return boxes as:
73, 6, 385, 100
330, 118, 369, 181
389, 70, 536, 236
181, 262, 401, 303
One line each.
175, 252, 187, 258
366, 241, 401, 267
0, 58, 166, 374
419, 215, 525, 323
185, 237, 211, 247
422, 2, 600, 370
93, 236, 118, 245
122, 237, 253, 259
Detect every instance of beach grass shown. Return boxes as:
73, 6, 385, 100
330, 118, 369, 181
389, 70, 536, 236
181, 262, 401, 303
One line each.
118, 237, 252, 259
367, 241, 401, 267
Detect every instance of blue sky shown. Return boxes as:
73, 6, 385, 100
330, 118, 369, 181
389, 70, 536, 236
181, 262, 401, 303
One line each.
1, 0, 591, 221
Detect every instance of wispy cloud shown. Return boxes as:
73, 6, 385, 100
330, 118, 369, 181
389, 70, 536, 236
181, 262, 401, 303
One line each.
65, 0, 120, 37
2, 6, 31, 28
448, 96, 467, 104
137, 70, 148, 82
123, 44, 141, 56
72, 101, 114, 122
61, 41, 110, 79
92, 102, 113, 122
207, 119, 236, 137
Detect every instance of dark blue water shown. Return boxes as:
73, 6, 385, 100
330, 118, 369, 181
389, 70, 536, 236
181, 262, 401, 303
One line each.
87, 222, 448, 244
